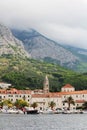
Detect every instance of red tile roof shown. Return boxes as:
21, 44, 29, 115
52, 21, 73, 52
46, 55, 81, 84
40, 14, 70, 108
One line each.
75, 100, 85, 103
32, 93, 61, 98
62, 84, 74, 89
0, 88, 87, 98
0, 88, 32, 94
57, 90, 87, 95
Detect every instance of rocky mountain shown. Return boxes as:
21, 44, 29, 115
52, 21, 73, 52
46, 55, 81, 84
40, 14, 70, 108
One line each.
62, 45, 87, 62
0, 24, 30, 58
1, 24, 87, 90
11, 29, 79, 69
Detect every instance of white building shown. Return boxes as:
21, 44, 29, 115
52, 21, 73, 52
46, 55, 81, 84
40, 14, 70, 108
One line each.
0, 77, 87, 110
0, 82, 11, 89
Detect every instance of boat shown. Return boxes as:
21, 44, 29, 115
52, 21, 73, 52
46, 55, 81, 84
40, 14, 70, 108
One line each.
54, 108, 63, 114
62, 109, 83, 114
83, 110, 87, 114
7, 109, 19, 114
26, 109, 39, 114
25, 107, 39, 114
41, 108, 55, 114
0, 108, 23, 114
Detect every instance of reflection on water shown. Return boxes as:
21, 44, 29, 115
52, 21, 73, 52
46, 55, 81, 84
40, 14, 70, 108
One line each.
0, 114, 87, 130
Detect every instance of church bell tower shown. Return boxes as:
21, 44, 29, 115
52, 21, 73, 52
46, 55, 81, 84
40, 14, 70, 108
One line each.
43, 75, 49, 93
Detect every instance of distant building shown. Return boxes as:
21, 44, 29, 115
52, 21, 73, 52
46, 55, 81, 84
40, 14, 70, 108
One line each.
0, 77, 87, 110
0, 82, 11, 89
61, 84, 75, 92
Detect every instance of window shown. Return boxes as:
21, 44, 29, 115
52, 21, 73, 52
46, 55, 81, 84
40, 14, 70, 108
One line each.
63, 103, 65, 106
8, 95, 13, 97
15, 95, 18, 97
64, 96, 66, 98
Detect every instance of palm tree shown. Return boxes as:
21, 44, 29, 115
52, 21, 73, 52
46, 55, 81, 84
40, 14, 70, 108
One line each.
49, 101, 56, 110
31, 102, 38, 109
14, 99, 29, 109
64, 96, 75, 110
82, 101, 87, 110
0, 99, 13, 108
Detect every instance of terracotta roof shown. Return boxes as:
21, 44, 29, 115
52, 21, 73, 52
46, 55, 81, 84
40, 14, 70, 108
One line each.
1, 88, 87, 97
18, 90, 31, 94
32, 93, 61, 98
6, 88, 19, 94
58, 90, 87, 95
0, 89, 32, 94
75, 100, 85, 103
0, 89, 7, 94
62, 84, 74, 89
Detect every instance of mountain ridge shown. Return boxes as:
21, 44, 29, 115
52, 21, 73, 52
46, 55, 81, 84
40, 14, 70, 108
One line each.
0, 24, 87, 91
11, 28, 79, 69
0, 24, 30, 58
0, 23, 87, 72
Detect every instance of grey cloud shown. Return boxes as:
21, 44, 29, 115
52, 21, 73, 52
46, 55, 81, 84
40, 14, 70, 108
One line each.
0, 0, 87, 48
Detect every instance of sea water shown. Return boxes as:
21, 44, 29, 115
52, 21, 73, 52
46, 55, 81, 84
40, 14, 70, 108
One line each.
0, 113, 87, 130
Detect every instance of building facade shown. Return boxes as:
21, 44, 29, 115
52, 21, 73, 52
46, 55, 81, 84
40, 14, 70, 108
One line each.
0, 77, 87, 110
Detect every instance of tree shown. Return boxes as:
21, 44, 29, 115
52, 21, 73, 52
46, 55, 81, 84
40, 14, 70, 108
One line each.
14, 99, 29, 109
64, 96, 75, 110
49, 101, 56, 110
31, 102, 38, 109
0, 99, 13, 108
82, 101, 87, 110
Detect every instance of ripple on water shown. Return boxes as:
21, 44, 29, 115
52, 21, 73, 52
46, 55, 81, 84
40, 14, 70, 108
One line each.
0, 114, 87, 130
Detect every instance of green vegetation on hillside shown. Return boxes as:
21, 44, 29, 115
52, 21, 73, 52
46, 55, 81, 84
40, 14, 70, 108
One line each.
0, 55, 87, 91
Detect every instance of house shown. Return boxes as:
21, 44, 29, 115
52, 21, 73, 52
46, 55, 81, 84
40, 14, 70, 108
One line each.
0, 76, 87, 110
0, 82, 11, 89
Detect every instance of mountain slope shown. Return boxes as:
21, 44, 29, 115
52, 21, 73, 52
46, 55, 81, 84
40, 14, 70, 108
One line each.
62, 45, 87, 72
62, 45, 87, 62
11, 29, 79, 69
0, 24, 30, 58
1, 55, 87, 91
0, 24, 87, 91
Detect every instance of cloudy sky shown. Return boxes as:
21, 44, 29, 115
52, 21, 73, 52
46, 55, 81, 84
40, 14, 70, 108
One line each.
0, 0, 87, 49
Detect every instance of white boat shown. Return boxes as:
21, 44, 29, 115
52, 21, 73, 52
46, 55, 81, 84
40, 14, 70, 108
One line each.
7, 109, 19, 114
1, 108, 23, 114
83, 110, 87, 114
42, 109, 55, 114
1, 109, 8, 113
62, 109, 83, 114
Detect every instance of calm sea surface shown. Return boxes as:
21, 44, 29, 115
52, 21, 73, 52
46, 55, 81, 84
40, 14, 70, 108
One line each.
0, 113, 87, 130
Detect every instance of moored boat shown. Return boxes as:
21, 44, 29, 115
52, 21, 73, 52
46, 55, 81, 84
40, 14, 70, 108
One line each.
26, 109, 39, 114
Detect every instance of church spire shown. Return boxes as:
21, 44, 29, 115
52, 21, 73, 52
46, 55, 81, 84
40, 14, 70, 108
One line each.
43, 75, 49, 93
